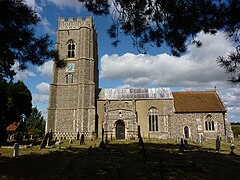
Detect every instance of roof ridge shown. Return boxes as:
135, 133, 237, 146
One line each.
214, 90, 227, 112
173, 90, 215, 93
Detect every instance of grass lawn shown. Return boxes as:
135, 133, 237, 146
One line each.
1, 138, 240, 179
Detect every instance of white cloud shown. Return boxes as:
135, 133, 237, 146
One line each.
227, 107, 240, 122
12, 61, 36, 80
32, 94, 49, 104
36, 60, 53, 78
36, 82, 50, 94
24, 1, 55, 35
25, 0, 43, 12
41, 17, 55, 35
100, 31, 234, 88
45, 0, 82, 12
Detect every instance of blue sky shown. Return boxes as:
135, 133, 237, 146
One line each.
13, 0, 240, 123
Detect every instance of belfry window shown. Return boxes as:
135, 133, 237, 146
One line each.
67, 40, 75, 58
148, 107, 159, 131
205, 115, 215, 131
65, 74, 74, 83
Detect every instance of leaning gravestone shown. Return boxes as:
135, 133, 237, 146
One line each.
40, 132, 49, 149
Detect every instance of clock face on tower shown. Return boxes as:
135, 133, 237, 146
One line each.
66, 63, 75, 72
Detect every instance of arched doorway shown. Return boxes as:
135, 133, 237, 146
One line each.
116, 121, 125, 140
184, 126, 189, 139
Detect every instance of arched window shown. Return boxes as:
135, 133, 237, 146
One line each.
184, 126, 189, 139
65, 74, 74, 83
148, 107, 159, 131
67, 40, 75, 58
205, 115, 215, 131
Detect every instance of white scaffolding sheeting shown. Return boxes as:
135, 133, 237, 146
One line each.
98, 88, 173, 100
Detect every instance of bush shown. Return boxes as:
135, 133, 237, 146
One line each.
231, 125, 240, 137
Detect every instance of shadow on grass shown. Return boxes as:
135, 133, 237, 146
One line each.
1, 141, 240, 180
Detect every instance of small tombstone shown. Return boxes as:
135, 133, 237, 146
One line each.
179, 138, 184, 152
216, 136, 221, 152
77, 132, 80, 140
13, 142, 19, 158
69, 138, 73, 144
80, 134, 85, 145
184, 139, 188, 149
47, 129, 53, 146
230, 142, 235, 155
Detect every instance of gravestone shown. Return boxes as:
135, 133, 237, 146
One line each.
216, 136, 221, 152
230, 141, 235, 155
99, 128, 105, 149
80, 134, 85, 145
13, 142, 19, 158
77, 132, 80, 140
40, 132, 49, 149
47, 129, 52, 146
179, 138, 184, 152
184, 139, 188, 149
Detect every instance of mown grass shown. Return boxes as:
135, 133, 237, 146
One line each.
0, 138, 240, 179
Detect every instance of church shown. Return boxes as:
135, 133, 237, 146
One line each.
46, 17, 233, 141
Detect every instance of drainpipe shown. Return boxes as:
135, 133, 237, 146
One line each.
223, 112, 226, 136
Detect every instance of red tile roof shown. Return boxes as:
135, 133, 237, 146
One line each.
172, 91, 226, 113
6, 121, 21, 132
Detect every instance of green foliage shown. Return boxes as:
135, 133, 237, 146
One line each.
231, 125, 240, 137
25, 107, 45, 135
0, 81, 32, 122
0, 81, 32, 144
0, 0, 63, 82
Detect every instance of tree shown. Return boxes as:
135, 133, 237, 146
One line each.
25, 107, 45, 135
6, 81, 32, 120
79, 0, 240, 83
0, 0, 63, 82
0, 81, 32, 144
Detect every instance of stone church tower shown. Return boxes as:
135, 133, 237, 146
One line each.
47, 17, 98, 139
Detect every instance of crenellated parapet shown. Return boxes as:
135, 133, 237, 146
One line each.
58, 16, 93, 30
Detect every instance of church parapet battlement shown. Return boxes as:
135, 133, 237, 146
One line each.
58, 16, 93, 30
